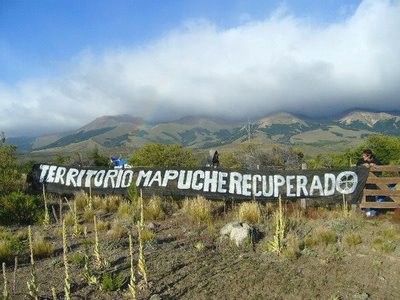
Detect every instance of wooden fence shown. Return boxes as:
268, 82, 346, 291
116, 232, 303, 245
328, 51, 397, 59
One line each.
360, 165, 400, 209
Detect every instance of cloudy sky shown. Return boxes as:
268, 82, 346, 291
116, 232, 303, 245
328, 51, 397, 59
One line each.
1, 0, 400, 137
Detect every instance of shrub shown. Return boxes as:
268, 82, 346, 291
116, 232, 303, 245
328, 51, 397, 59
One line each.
128, 183, 139, 203
0, 192, 43, 225
0, 228, 24, 264
100, 273, 126, 292
220, 152, 244, 169
0, 239, 14, 264
0, 236, 23, 264
0, 145, 22, 195
89, 147, 110, 167
68, 252, 86, 267
129, 143, 199, 168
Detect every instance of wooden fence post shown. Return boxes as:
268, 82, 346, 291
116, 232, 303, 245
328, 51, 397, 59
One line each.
300, 163, 307, 209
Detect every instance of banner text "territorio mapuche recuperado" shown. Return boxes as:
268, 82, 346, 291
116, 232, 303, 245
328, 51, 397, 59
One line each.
31, 164, 369, 201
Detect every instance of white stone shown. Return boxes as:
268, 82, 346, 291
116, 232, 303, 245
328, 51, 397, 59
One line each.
220, 221, 253, 246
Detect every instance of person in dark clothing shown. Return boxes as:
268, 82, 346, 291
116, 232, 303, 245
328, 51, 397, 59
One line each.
356, 149, 381, 167
212, 151, 220, 168
357, 149, 385, 210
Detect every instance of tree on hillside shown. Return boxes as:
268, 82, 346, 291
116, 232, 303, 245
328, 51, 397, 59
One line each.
358, 135, 400, 165
0, 144, 22, 195
305, 135, 400, 169
219, 144, 303, 170
89, 147, 110, 167
220, 152, 245, 169
129, 144, 199, 168
237, 143, 302, 170
54, 154, 71, 165
306, 150, 354, 169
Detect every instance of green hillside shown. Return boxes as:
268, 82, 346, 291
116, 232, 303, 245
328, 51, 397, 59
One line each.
10, 111, 400, 157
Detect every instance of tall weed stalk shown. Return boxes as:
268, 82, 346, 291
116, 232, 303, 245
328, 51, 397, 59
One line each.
62, 220, 71, 300
128, 234, 136, 299
2, 262, 9, 300
267, 195, 287, 255
342, 194, 350, 218
27, 226, 39, 300
137, 194, 148, 284
42, 184, 50, 226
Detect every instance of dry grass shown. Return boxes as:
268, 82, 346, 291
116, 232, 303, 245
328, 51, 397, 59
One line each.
1, 191, 400, 299
238, 201, 261, 224
91, 196, 105, 210
0, 240, 15, 264
372, 226, 400, 253
100, 195, 123, 213
282, 233, 303, 260
107, 219, 129, 239
82, 208, 95, 223
144, 196, 165, 220
372, 238, 396, 253
141, 229, 156, 244
305, 227, 337, 248
96, 219, 111, 232
391, 208, 400, 223
117, 201, 139, 223
31, 234, 54, 259
344, 233, 362, 247
182, 196, 213, 225
74, 191, 90, 211
63, 211, 76, 226
381, 226, 400, 240
286, 202, 306, 220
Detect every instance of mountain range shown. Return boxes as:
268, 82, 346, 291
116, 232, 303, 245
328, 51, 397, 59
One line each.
8, 110, 400, 155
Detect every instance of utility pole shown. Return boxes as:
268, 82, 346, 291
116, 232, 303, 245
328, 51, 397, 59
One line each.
0, 131, 5, 145
247, 119, 251, 142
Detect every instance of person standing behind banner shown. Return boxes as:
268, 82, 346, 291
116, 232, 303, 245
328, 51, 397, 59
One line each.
357, 149, 384, 209
356, 149, 382, 167
212, 151, 220, 168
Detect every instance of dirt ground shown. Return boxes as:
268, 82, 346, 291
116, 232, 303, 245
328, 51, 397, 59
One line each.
2, 200, 400, 300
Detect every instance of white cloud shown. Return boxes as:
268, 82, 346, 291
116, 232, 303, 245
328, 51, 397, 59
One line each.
1, 0, 400, 136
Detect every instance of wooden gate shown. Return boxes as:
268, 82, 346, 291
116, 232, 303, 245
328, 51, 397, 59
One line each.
360, 165, 400, 209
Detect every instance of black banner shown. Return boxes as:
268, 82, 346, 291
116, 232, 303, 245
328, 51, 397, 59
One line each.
28, 164, 369, 202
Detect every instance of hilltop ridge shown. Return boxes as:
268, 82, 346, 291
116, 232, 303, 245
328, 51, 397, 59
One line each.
8, 110, 400, 154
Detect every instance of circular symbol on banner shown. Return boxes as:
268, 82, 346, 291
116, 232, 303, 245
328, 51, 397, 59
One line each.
336, 171, 358, 194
